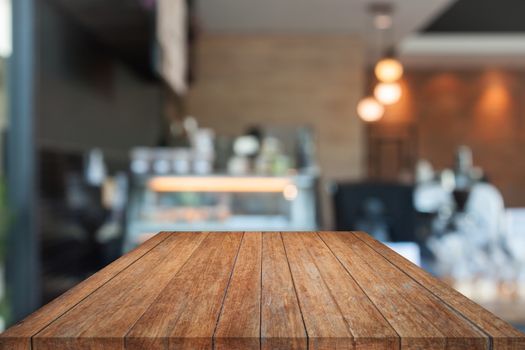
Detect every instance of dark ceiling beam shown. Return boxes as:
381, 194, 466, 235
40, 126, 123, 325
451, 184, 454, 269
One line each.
51, 0, 157, 78
424, 0, 525, 33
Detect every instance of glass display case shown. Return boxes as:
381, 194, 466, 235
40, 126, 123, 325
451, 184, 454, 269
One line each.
124, 174, 319, 251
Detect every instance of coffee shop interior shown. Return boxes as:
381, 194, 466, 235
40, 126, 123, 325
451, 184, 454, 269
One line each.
1, 0, 525, 332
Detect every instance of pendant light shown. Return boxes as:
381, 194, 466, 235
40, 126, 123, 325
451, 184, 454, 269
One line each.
375, 58, 403, 83
357, 3, 404, 123
370, 3, 403, 84
374, 81, 401, 105
357, 97, 384, 122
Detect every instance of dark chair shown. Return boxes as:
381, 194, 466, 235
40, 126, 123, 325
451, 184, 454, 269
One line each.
332, 182, 416, 242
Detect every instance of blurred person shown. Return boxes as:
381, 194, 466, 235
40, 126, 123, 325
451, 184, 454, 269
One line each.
425, 146, 507, 281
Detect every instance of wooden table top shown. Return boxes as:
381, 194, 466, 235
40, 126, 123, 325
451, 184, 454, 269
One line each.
1, 232, 524, 350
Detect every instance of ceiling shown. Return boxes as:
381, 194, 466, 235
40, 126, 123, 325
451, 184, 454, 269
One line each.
197, 0, 454, 61
424, 0, 525, 33
198, 0, 525, 67
400, 0, 525, 67
50, 0, 156, 77
52, 0, 525, 69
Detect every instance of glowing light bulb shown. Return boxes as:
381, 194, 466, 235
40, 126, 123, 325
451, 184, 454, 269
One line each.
283, 184, 298, 201
357, 97, 384, 122
374, 82, 402, 105
375, 58, 403, 83
374, 14, 392, 30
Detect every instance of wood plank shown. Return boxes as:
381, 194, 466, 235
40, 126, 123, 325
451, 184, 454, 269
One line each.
354, 231, 525, 350
125, 232, 243, 350
281, 232, 354, 349
2, 231, 522, 350
0, 232, 171, 350
297, 232, 399, 350
261, 232, 307, 350
320, 232, 489, 350
32, 232, 208, 350
214, 232, 262, 350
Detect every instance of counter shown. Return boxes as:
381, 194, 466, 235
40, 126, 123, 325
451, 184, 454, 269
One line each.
125, 174, 318, 251
1, 232, 524, 349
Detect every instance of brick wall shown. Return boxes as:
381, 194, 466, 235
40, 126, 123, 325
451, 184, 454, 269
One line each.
186, 34, 366, 226
378, 69, 525, 207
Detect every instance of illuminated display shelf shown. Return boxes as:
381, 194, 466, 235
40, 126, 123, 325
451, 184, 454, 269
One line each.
124, 174, 319, 252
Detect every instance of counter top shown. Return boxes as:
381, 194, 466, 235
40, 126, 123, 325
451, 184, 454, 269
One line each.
1, 231, 524, 349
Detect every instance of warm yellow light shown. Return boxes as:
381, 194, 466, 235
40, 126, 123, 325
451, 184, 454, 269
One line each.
374, 82, 402, 105
357, 97, 384, 122
283, 184, 298, 201
375, 58, 403, 83
148, 176, 294, 193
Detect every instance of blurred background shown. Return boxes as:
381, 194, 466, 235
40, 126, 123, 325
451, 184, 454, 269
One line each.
1, 0, 525, 331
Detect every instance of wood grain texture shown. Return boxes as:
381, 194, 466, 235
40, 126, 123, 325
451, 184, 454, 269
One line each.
33, 232, 208, 350
320, 232, 489, 350
125, 232, 243, 350
282, 232, 354, 349
214, 232, 261, 350
0, 232, 171, 350
297, 232, 399, 350
354, 232, 525, 350
1, 231, 523, 350
261, 232, 307, 350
